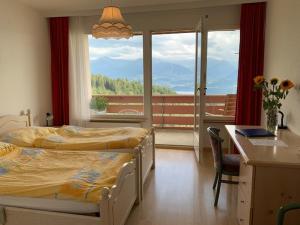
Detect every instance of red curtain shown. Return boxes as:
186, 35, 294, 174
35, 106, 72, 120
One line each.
235, 2, 266, 126
49, 17, 69, 126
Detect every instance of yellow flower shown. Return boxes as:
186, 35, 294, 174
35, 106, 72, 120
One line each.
270, 78, 279, 85
280, 80, 294, 90
253, 76, 265, 85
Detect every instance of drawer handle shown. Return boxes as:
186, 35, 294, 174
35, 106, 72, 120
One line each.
242, 181, 247, 185
239, 218, 244, 222
240, 200, 245, 203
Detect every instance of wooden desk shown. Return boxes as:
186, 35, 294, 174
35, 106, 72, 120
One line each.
225, 125, 300, 225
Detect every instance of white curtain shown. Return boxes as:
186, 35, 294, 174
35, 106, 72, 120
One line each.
69, 17, 92, 126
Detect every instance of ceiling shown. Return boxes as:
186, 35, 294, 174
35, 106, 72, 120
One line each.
16, 0, 264, 17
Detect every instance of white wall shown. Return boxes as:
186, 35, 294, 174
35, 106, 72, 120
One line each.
82, 5, 240, 33
0, 0, 51, 125
264, 0, 300, 135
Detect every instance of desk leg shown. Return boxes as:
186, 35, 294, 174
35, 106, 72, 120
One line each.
228, 137, 234, 182
228, 136, 234, 154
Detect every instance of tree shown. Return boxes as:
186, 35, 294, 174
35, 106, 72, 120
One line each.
91, 74, 176, 95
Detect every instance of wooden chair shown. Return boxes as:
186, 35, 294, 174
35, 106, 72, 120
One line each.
277, 203, 300, 225
207, 127, 240, 206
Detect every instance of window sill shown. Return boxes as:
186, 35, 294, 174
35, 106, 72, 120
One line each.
90, 115, 146, 123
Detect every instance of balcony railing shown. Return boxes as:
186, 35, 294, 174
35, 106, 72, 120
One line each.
91, 94, 236, 129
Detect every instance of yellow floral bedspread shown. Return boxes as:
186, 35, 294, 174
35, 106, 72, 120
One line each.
0, 126, 149, 150
0, 142, 132, 203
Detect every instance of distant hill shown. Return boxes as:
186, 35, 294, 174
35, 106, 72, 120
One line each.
90, 57, 238, 94
90, 57, 191, 78
92, 75, 176, 95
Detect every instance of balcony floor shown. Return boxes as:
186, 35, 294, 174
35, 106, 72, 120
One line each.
155, 128, 194, 147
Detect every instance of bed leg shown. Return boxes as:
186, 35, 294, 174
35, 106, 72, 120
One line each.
100, 188, 112, 225
151, 129, 156, 169
0, 206, 6, 225
139, 148, 144, 201
134, 149, 141, 204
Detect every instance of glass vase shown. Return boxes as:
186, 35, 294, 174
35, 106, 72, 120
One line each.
266, 108, 278, 133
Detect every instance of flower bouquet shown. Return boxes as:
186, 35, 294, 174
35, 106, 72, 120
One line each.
254, 76, 294, 132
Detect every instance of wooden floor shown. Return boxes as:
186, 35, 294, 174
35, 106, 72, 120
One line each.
126, 149, 238, 225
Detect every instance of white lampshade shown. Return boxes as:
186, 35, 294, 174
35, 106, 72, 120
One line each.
92, 6, 133, 39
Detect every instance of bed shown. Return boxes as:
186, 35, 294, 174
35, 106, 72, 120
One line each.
0, 112, 155, 199
0, 142, 138, 225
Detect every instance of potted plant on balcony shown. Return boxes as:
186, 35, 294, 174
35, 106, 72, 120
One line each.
253, 76, 294, 133
90, 96, 108, 114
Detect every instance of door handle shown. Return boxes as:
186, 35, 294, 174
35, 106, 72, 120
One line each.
197, 87, 207, 94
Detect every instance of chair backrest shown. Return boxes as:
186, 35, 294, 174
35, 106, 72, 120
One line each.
207, 127, 224, 172
277, 203, 300, 225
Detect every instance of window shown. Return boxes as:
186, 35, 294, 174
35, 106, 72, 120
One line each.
206, 30, 240, 118
88, 35, 144, 117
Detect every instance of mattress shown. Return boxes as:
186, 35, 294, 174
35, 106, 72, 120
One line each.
0, 196, 99, 214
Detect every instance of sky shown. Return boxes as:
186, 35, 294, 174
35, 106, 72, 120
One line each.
88, 30, 240, 66
89, 35, 143, 61
88, 31, 240, 94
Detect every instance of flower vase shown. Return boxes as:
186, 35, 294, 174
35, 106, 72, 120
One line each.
266, 108, 278, 133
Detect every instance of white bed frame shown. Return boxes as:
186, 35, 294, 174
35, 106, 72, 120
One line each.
136, 129, 155, 196
0, 113, 31, 136
0, 111, 139, 225
0, 111, 155, 200
0, 161, 137, 225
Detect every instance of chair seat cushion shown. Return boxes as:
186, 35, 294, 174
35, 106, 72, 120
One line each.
223, 154, 240, 175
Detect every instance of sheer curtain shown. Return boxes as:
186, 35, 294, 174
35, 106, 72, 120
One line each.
69, 17, 92, 126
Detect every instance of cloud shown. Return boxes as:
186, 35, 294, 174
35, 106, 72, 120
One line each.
88, 30, 240, 64
152, 33, 196, 62
207, 31, 240, 64
88, 35, 143, 61
89, 46, 143, 61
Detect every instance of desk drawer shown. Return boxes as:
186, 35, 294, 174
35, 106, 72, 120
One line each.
239, 160, 253, 197
237, 188, 251, 225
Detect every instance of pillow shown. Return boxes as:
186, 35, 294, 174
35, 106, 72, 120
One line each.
0, 127, 57, 147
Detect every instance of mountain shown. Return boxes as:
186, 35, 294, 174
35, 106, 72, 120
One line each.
90, 57, 238, 94
206, 58, 238, 94
90, 57, 191, 78
91, 57, 143, 80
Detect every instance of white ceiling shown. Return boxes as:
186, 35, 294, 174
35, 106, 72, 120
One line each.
16, 0, 264, 17
17, 0, 198, 13
18, 0, 198, 11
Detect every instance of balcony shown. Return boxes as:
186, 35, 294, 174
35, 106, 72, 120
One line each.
91, 94, 236, 129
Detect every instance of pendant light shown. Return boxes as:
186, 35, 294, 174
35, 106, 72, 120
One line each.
92, 1, 133, 39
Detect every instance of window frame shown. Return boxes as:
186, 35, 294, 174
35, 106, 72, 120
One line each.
89, 28, 240, 124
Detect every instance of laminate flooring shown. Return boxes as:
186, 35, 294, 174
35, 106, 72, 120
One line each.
125, 149, 238, 225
